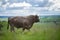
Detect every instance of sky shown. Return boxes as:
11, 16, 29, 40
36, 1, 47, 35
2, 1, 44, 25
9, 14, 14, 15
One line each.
0, 0, 60, 16
0, 0, 60, 11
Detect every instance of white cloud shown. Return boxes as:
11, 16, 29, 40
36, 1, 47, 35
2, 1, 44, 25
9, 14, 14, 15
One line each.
0, 11, 37, 16
39, 0, 60, 11
49, 0, 54, 2
1, 0, 60, 11
0, 2, 2, 6
0, 9, 60, 16
35, 0, 44, 2
34, 4, 39, 6
5, 0, 9, 2
48, 0, 60, 11
2, 2, 9, 10
9, 1, 32, 7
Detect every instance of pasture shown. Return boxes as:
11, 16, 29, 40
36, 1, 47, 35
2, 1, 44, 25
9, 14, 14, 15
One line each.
0, 21, 60, 40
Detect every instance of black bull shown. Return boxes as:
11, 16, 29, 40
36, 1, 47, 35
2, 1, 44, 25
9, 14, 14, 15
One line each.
7, 15, 39, 32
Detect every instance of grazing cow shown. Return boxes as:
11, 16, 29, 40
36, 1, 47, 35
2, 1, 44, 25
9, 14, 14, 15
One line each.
7, 15, 39, 32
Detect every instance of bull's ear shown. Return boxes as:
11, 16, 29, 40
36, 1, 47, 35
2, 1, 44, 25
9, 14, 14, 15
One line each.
35, 15, 38, 17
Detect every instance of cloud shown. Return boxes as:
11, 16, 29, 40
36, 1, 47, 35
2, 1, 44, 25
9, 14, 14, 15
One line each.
2, 2, 9, 9
34, 0, 44, 2
38, 0, 60, 11
48, 0, 60, 11
0, 11, 37, 16
26, 0, 48, 7
1, 0, 49, 10
0, 2, 2, 6
9, 1, 32, 7
0, 9, 60, 16
1, 0, 60, 11
5, 0, 9, 2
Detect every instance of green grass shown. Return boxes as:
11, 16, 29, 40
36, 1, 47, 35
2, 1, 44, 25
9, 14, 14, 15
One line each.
0, 22, 60, 40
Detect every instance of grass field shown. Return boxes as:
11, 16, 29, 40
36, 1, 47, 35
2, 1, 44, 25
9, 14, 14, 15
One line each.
0, 21, 60, 40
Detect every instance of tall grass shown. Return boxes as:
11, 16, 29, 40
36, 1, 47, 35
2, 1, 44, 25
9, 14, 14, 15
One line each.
0, 22, 60, 40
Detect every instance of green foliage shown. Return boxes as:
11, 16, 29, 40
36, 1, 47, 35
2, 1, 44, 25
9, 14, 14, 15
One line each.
40, 16, 60, 22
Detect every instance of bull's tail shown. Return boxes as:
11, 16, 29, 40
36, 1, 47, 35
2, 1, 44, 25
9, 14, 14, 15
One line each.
7, 18, 9, 30
7, 23, 9, 30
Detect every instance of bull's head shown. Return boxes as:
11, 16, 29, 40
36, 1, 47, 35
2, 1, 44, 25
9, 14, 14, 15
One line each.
34, 15, 39, 22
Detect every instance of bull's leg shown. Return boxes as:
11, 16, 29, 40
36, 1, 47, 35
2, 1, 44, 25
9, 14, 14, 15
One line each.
26, 25, 32, 31
10, 24, 15, 32
0, 27, 1, 31
22, 28, 25, 32
20, 28, 25, 34
26, 28, 30, 32
10, 27, 15, 32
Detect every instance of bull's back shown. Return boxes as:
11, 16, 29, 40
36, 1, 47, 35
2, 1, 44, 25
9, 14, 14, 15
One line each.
8, 17, 26, 27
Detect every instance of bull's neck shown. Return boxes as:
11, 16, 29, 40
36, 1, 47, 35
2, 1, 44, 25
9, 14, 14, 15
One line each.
28, 18, 35, 24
